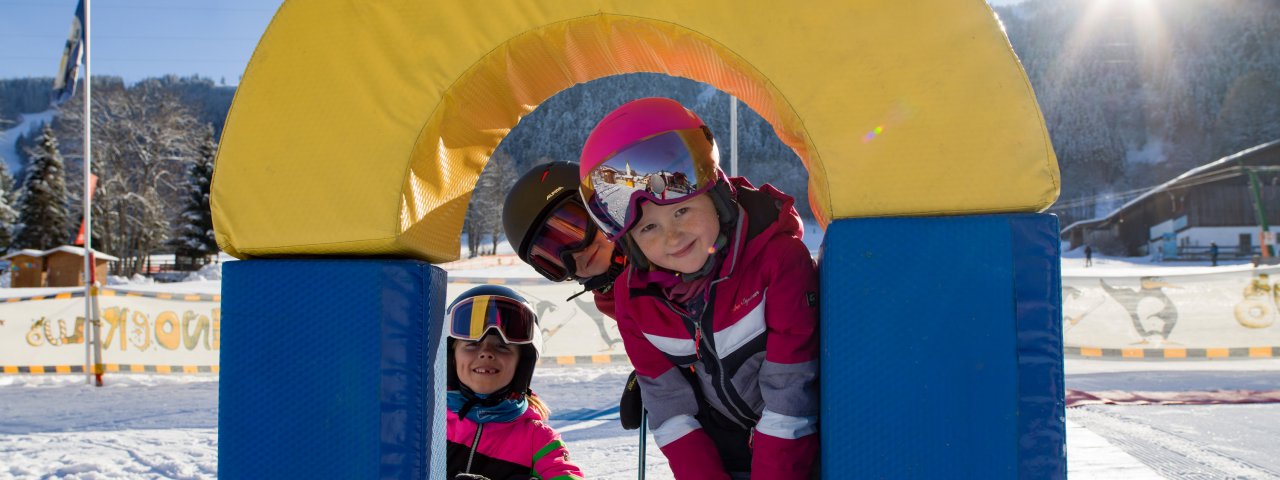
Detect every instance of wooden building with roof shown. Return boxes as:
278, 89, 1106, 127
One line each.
1061, 140, 1280, 260
1, 249, 48, 288
2, 246, 119, 288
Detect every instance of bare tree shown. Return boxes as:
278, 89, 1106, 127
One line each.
463, 202, 484, 258
461, 152, 520, 257
486, 152, 518, 255
56, 78, 201, 276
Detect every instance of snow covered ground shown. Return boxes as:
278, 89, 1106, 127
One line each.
1, 248, 1278, 478
10, 360, 1275, 479
1060, 242, 1254, 277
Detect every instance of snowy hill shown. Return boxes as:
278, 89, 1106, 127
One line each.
0, 110, 55, 178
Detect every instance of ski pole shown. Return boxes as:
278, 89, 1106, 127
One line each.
638, 409, 647, 480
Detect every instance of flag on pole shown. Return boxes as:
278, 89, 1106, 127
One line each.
75, 173, 98, 245
51, 0, 87, 106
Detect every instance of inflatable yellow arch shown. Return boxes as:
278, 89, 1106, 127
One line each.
211, 0, 1059, 263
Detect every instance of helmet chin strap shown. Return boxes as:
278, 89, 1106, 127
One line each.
566, 246, 627, 301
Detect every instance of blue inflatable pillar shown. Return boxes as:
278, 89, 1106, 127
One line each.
219, 260, 447, 479
819, 214, 1064, 479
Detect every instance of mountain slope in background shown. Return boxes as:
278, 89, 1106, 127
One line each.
3, 0, 1277, 227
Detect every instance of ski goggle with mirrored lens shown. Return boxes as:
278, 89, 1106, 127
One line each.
448, 295, 538, 344
581, 128, 720, 241
526, 196, 597, 282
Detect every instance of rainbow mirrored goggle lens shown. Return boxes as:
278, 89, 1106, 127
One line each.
448, 295, 537, 344
527, 196, 596, 281
581, 128, 719, 240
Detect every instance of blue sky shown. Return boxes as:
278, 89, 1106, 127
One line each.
1, 0, 1025, 85
0, 0, 282, 85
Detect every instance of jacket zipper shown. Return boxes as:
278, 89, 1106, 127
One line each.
666, 297, 756, 429
700, 217, 759, 426
465, 424, 483, 473
705, 315, 756, 428
694, 324, 701, 359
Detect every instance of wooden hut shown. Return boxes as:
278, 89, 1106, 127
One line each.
42, 246, 118, 287
2, 249, 47, 288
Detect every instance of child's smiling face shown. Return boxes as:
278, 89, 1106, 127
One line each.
454, 334, 519, 395
631, 193, 720, 274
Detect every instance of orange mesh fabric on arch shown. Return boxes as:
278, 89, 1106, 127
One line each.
212, 0, 1056, 262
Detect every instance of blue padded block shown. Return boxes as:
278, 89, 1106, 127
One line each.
219, 260, 447, 479
819, 214, 1063, 480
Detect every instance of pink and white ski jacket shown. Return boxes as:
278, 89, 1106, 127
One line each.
446, 404, 584, 480
614, 178, 820, 479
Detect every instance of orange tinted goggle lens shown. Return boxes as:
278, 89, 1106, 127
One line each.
527, 198, 594, 280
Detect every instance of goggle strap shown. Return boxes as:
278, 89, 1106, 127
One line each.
450, 326, 535, 345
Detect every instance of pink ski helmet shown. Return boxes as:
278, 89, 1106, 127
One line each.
579, 98, 724, 241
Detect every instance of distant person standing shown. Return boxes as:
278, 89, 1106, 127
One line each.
1210, 242, 1219, 267
1084, 245, 1093, 267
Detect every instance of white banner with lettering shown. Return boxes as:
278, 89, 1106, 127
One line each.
0, 289, 219, 373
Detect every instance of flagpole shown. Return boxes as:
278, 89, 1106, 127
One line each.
81, 0, 96, 387
730, 96, 738, 177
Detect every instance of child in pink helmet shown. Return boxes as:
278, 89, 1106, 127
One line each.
579, 98, 820, 479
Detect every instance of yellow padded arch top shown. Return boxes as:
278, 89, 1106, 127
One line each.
211, 0, 1059, 263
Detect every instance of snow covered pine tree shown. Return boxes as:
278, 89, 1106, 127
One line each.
169, 126, 219, 268
13, 124, 72, 250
